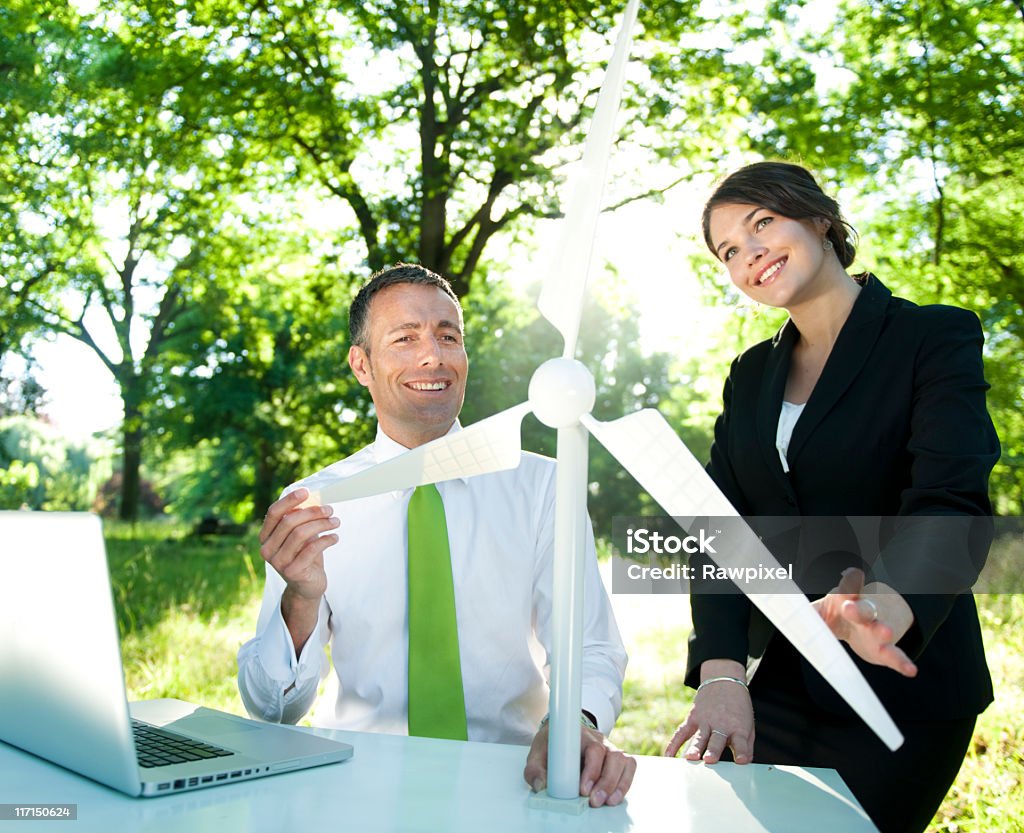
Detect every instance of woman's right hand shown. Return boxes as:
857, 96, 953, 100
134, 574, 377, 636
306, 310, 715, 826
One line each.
664, 660, 755, 764
813, 568, 918, 678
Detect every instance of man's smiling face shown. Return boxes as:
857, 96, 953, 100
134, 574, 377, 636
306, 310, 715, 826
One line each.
348, 282, 468, 449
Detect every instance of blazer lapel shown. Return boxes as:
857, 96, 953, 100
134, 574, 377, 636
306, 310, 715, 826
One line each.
786, 275, 892, 467
756, 319, 800, 498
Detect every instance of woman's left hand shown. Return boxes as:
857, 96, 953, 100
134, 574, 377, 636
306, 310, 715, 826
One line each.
812, 568, 918, 678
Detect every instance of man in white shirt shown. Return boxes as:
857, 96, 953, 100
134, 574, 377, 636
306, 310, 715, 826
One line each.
237, 264, 634, 807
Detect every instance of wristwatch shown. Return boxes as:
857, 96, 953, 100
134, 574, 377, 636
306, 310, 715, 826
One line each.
539, 711, 599, 732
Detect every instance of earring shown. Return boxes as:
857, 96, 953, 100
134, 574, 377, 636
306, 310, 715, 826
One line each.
823, 239, 834, 252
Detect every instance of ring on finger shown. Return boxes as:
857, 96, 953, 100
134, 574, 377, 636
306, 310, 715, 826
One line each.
710, 728, 729, 739
862, 598, 879, 623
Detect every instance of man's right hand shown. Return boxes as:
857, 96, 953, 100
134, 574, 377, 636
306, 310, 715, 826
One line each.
258, 487, 339, 652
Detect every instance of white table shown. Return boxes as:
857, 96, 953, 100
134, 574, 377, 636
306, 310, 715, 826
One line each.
0, 704, 877, 833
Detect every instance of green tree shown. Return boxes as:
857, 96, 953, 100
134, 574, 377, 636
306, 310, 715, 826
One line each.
1, 8, 265, 520
46, 0, 750, 520
0, 2, 79, 361
151, 0, 738, 297
9, 0, 842, 524
149, 226, 372, 522
0, 459, 39, 509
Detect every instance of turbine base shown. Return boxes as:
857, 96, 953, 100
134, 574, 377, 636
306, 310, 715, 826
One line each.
527, 791, 590, 815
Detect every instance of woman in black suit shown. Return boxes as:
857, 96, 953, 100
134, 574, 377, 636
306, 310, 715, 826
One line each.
664, 162, 999, 833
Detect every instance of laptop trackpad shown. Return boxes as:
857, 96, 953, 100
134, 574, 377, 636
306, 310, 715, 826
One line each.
170, 712, 261, 739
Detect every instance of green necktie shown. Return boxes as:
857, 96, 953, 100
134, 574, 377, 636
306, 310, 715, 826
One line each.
407, 484, 468, 740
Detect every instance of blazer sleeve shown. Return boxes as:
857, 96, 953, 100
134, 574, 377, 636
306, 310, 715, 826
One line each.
685, 364, 754, 688
870, 307, 1000, 658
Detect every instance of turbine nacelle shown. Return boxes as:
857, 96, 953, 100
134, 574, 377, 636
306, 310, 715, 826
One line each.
529, 358, 596, 429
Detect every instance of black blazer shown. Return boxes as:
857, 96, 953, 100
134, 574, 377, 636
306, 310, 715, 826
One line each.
685, 275, 1000, 720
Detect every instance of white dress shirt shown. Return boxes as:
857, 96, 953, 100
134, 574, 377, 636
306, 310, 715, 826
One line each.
237, 423, 627, 745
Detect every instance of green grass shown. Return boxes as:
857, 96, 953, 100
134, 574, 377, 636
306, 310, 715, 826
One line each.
109, 525, 1023, 830
615, 624, 694, 756
108, 522, 264, 715
931, 594, 1024, 832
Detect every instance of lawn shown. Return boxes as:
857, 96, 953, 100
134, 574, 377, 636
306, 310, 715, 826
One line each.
109, 524, 1023, 831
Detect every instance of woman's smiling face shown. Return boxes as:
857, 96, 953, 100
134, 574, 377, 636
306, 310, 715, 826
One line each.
709, 202, 831, 310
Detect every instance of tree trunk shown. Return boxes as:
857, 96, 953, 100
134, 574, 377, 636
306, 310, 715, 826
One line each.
253, 439, 277, 521
119, 384, 143, 522
416, 6, 449, 276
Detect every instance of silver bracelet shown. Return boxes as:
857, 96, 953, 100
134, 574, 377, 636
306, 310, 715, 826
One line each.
697, 675, 748, 693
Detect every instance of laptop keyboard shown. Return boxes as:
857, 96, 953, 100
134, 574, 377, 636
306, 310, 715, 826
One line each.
131, 719, 236, 769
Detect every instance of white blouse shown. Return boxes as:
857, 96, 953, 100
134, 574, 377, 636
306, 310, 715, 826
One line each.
776, 401, 806, 473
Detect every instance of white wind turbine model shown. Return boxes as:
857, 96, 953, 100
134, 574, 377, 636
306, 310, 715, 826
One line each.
307, 0, 902, 808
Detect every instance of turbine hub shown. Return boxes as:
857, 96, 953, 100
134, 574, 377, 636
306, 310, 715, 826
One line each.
528, 358, 596, 429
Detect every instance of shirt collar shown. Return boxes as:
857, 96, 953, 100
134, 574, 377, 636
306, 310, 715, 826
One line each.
371, 420, 470, 485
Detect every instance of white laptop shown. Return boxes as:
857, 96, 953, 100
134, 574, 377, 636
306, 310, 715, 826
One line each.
0, 511, 352, 797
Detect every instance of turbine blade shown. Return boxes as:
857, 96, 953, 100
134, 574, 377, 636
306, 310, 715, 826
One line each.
581, 409, 904, 751
537, 0, 640, 359
308, 403, 532, 505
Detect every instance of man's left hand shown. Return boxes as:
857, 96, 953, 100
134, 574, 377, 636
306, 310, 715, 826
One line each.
523, 719, 636, 808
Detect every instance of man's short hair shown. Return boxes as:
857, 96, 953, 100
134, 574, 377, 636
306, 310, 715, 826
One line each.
348, 263, 462, 349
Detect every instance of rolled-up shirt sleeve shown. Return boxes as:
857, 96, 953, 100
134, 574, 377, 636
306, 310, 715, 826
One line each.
579, 545, 628, 736
237, 563, 332, 725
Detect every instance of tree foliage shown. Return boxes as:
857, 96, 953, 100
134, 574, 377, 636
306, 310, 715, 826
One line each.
461, 276, 686, 535
3, 0, 1021, 523
0, 2, 78, 359
3, 0, 742, 519
134, 0, 736, 296
2, 4, 279, 519
148, 224, 371, 521
0, 415, 114, 511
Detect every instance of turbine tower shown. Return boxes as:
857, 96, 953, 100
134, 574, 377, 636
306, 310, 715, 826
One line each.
307, 0, 902, 809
